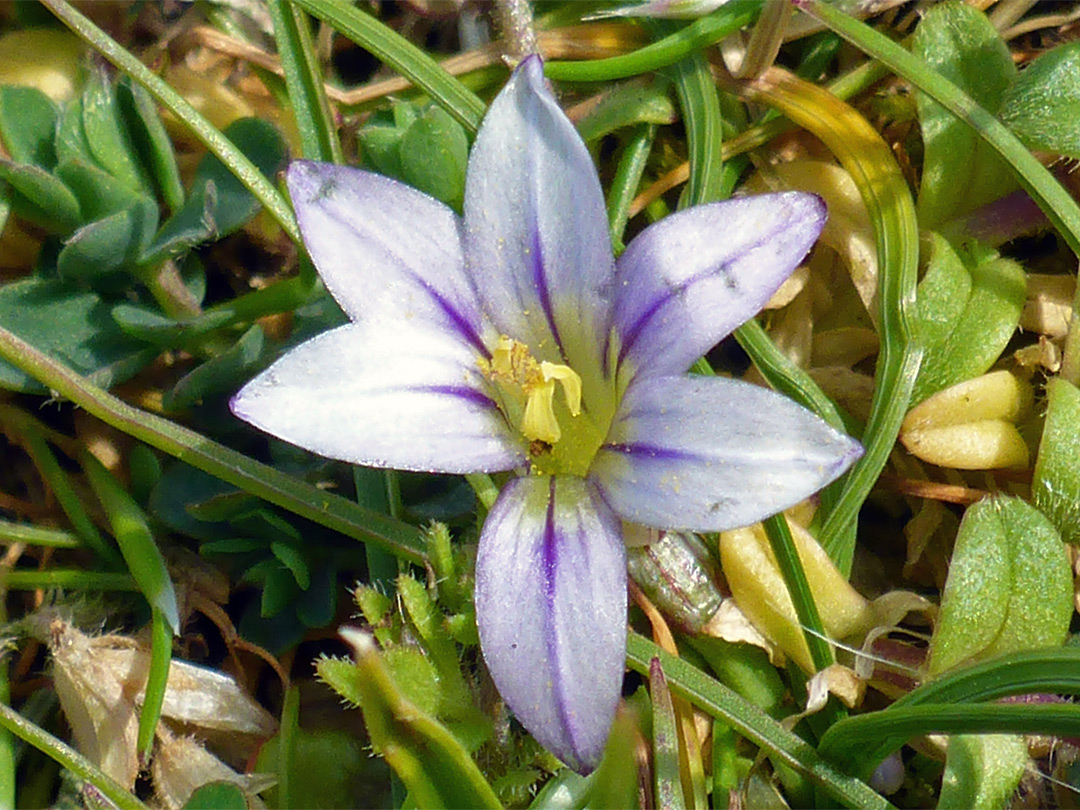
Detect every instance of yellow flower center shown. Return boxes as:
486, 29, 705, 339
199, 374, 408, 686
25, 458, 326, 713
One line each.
482, 336, 582, 444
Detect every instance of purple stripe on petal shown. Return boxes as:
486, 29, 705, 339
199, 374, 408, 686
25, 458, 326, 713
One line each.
600, 443, 700, 462
416, 274, 490, 358
414, 384, 500, 410
475, 475, 626, 773
539, 476, 581, 753
530, 216, 565, 357
613, 193, 826, 380
590, 374, 861, 530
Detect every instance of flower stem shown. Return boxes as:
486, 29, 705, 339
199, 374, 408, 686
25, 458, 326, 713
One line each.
494, 0, 539, 61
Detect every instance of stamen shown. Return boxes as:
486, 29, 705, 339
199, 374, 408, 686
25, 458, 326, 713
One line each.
479, 336, 583, 444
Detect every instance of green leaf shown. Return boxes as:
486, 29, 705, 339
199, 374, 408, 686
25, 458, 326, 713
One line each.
400, 106, 468, 212
57, 198, 159, 282
116, 76, 185, 212
913, 1, 1018, 227
56, 96, 95, 166
0, 85, 58, 168
928, 496, 1072, 675
164, 324, 266, 410
190, 117, 287, 237
270, 540, 311, 590
1001, 41, 1080, 160
573, 81, 676, 143
55, 158, 144, 220
82, 451, 180, 633
1033, 378, 1080, 544
0, 277, 154, 394
650, 659, 686, 810
82, 67, 151, 194
937, 734, 1027, 810
138, 180, 216, 267
0, 158, 81, 233
359, 121, 407, 178
912, 236, 1026, 403
181, 782, 248, 810
338, 629, 502, 810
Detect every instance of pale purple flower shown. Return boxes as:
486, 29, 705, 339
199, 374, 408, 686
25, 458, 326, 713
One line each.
231, 56, 860, 773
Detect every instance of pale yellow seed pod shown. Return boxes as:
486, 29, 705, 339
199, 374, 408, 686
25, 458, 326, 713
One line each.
900, 371, 1033, 469
719, 521, 873, 674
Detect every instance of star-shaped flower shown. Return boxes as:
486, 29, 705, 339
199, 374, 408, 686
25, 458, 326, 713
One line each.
232, 55, 861, 773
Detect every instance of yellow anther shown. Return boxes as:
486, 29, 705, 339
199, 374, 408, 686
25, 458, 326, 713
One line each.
480, 336, 583, 445
522, 378, 561, 443
540, 361, 581, 416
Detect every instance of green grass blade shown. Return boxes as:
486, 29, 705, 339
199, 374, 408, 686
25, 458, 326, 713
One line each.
819, 703, 1080, 778
138, 609, 173, 762
0, 520, 78, 549
267, 0, 343, 163
0, 323, 426, 565
800, 0, 1080, 257
292, 0, 487, 133
737, 68, 922, 574
545, 2, 761, 83
0, 570, 137, 590
82, 452, 180, 634
626, 633, 893, 810
762, 513, 833, 672
607, 123, 656, 252
40, 0, 301, 246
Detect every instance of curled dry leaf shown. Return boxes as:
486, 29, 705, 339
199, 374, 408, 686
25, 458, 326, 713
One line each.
153, 726, 273, 810
48, 619, 277, 789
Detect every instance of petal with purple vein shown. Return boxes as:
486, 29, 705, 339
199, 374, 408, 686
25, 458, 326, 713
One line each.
613, 193, 826, 382
475, 475, 626, 774
287, 161, 487, 353
231, 320, 523, 473
590, 374, 861, 530
463, 56, 614, 377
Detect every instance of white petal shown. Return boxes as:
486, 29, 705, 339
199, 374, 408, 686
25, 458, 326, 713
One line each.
287, 161, 487, 351
590, 375, 862, 530
475, 475, 626, 773
614, 193, 826, 380
463, 56, 614, 374
231, 320, 523, 473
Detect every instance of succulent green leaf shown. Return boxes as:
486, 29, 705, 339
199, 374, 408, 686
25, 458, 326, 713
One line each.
56, 198, 159, 282
1033, 378, 1080, 545
164, 324, 266, 410
270, 540, 311, 590
116, 76, 185, 212
56, 97, 95, 166
191, 117, 287, 237
359, 122, 407, 178
913, 2, 1017, 227
0, 85, 58, 168
82, 67, 151, 194
400, 106, 468, 212
928, 496, 1072, 675
937, 734, 1027, 810
55, 158, 144, 220
912, 235, 1025, 403
1001, 41, 1080, 160
0, 278, 154, 393
138, 180, 217, 267
0, 158, 81, 233
181, 782, 248, 810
